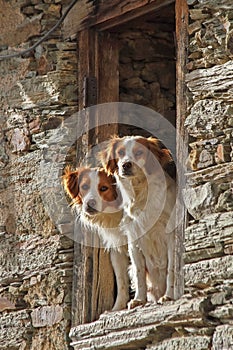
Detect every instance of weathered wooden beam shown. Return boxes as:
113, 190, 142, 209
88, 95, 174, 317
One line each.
95, 0, 175, 31
63, 0, 175, 37
175, 0, 189, 299
73, 29, 119, 326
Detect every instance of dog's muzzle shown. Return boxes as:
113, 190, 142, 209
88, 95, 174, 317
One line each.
122, 161, 133, 176
86, 199, 98, 215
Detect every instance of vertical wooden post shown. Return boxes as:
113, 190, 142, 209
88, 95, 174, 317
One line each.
175, 0, 189, 299
95, 31, 119, 141
72, 29, 119, 326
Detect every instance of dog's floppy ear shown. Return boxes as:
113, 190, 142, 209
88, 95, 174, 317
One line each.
62, 166, 81, 202
145, 137, 176, 179
98, 137, 119, 174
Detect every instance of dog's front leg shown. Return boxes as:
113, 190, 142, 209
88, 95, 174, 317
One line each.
110, 247, 129, 311
159, 233, 175, 303
128, 243, 147, 309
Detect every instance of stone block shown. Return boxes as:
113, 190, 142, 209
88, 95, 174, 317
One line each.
183, 182, 215, 219
212, 325, 233, 350
209, 303, 233, 322
185, 212, 233, 263
3, 71, 77, 110
0, 310, 32, 348
187, 0, 233, 69
0, 297, 16, 312
186, 134, 232, 170
29, 321, 71, 350
185, 256, 233, 288
22, 270, 70, 307
186, 61, 233, 100
0, 234, 60, 281
186, 163, 233, 188
70, 296, 214, 349
147, 335, 212, 350
10, 127, 31, 153
184, 163, 233, 217
184, 98, 233, 137
31, 305, 63, 327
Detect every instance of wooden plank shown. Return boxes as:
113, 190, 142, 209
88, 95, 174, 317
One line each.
175, 0, 189, 299
72, 29, 119, 326
78, 29, 97, 111
90, 31, 119, 320
63, 0, 174, 37
96, 0, 174, 31
72, 241, 92, 326
72, 29, 98, 326
95, 32, 119, 141
63, 0, 96, 39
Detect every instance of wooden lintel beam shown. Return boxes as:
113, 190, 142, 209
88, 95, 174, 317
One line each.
95, 0, 175, 31
63, 0, 175, 38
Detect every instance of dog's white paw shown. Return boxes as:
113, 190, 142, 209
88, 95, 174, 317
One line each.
158, 295, 173, 304
127, 299, 146, 310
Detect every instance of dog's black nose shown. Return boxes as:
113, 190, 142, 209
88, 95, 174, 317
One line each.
87, 199, 96, 209
123, 161, 132, 170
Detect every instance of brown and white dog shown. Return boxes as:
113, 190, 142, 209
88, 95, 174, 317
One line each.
99, 136, 176, 308
62, 166, 129, 311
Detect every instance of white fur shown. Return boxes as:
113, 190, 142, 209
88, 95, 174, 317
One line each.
72, 168, 129, 311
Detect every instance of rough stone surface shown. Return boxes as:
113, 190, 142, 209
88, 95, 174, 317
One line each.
119, 9, 176, 127
70, 295, 222, 349
147, 335, 212, 350
186, 61, 233, 101
185, 212, 233, 263
31, 305, 63, 327
212, 325, 233, 350
185, 99, 233, 138
183, 163, 233, 217
0, 0, 77, 348
0, 310, 32, 349
187, 0, 233, 69
185, 255, 233, 288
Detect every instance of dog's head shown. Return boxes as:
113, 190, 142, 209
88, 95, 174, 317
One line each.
62, 166, 122, 216
99, 136, 175, 179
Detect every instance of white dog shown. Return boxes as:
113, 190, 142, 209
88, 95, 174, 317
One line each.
63, 166, 129, 311
99, 136, 176, 309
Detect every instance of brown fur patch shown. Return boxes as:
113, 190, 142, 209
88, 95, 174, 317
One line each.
62, 167, 90, 204
99, 136, 175, 179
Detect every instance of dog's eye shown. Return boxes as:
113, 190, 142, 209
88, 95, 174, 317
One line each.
100, 186, 108, 192
81, 184, 89, 191
135, 150, 143, 157
118, 149, 125, 157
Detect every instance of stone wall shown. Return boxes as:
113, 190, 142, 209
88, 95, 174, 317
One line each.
0, 0, 77, 348
118, 5, 176, 130
183, 0, 233, 346
1, 0, 233, 349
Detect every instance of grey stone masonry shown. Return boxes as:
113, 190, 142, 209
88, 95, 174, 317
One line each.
0, 0, 77, 349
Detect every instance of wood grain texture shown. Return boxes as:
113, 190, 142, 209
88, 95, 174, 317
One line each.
63, 0, 174, 37
175, 0, 189, 299
73, 29, 120, 326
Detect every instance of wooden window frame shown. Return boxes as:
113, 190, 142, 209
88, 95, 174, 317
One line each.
71, 0, 188, 325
